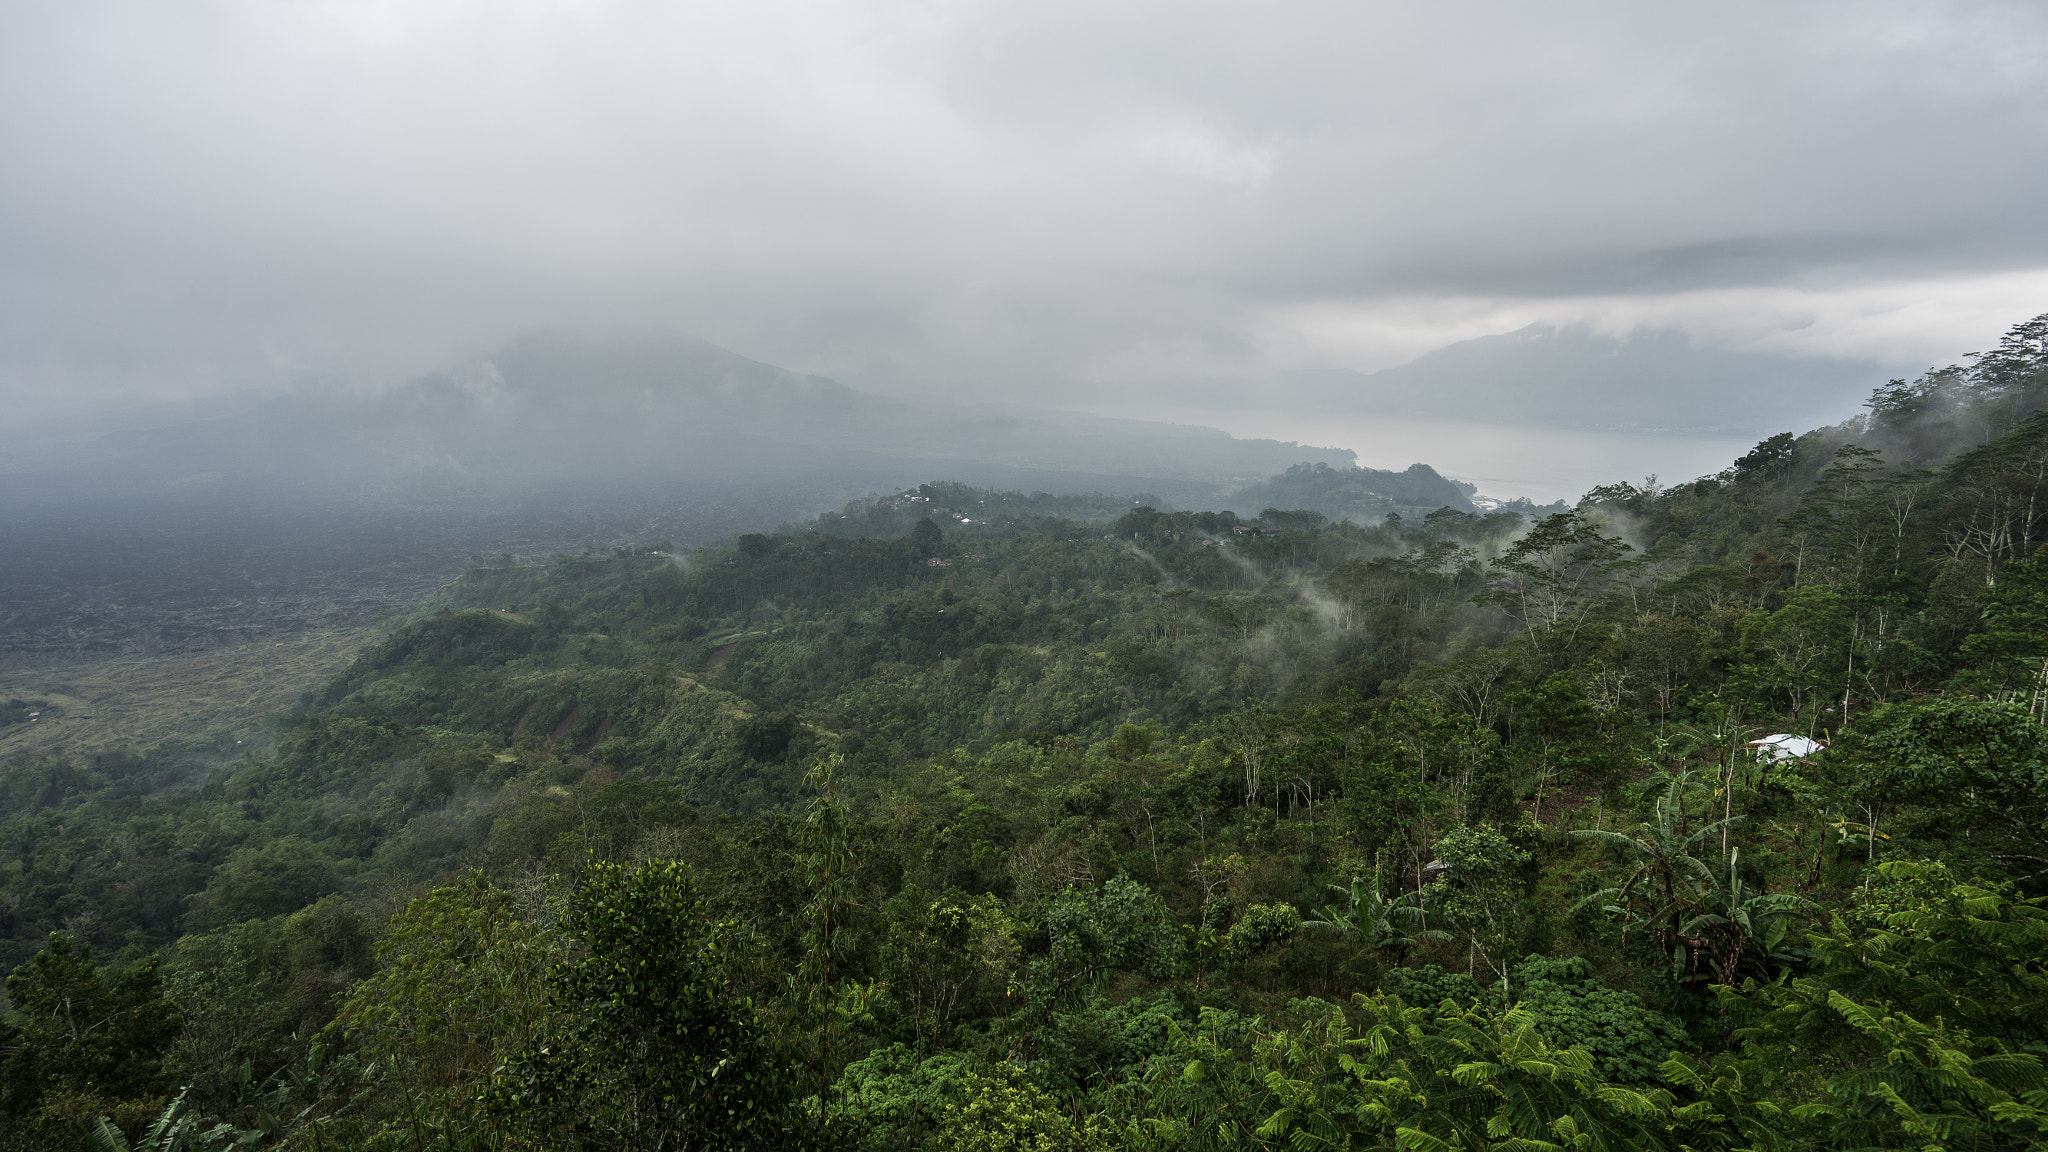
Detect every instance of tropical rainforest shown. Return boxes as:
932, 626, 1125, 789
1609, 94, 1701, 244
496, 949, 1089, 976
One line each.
4, 315, 2048, 1151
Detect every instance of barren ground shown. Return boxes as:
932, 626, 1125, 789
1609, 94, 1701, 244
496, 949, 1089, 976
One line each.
0, 627, 378, 767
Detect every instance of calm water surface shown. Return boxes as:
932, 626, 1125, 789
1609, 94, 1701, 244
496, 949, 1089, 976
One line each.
1096, 405, 1760, 505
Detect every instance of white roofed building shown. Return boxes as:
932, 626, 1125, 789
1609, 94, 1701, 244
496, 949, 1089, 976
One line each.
1748, 733, 1825, 762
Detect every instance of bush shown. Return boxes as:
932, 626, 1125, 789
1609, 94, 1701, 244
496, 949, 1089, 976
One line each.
1511, 954, 1688, 1085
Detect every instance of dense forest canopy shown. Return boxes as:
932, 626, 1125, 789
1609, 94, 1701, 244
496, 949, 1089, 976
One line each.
1222, 461, 1494, 523
3, 315, 2048, 1150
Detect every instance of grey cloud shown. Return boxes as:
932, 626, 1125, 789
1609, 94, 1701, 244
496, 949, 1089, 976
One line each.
1, 0, 2045, 410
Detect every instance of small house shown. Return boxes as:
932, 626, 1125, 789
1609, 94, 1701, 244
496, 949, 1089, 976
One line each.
1748, 734, 1824, 762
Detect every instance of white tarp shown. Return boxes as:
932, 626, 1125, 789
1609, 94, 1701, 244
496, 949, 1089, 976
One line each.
1748, 733, 1825, 762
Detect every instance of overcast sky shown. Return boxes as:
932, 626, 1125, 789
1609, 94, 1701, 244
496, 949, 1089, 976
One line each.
4, 0, 2046, 415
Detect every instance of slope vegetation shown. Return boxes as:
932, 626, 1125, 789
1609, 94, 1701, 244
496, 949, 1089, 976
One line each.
2, 316, 2046, 1152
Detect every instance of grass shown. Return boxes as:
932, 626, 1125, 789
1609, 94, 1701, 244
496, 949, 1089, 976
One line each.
0, 627, 378, 765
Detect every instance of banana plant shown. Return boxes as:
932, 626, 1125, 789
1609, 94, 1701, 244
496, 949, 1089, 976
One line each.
88, 1088, 201, 1152
1675, 849, 1815, 985
90, 1064, 294, 1152
1666, 705, 1759, 856
1572, 766, 1741, 971
1301, 865, 1448, 960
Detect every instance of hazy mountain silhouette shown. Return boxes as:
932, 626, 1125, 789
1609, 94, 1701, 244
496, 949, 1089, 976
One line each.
1, 334, 1354, 512
1284, 325, 1884, 433
1116, 325, 1888, 436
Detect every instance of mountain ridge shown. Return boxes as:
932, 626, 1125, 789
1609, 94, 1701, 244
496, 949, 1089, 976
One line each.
1288, 324, 1887, 434
0, 333, 1359, 509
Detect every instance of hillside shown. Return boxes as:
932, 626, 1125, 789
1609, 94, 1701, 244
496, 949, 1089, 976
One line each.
0, 316, 2045, 1151
1225, 460, 1483, 522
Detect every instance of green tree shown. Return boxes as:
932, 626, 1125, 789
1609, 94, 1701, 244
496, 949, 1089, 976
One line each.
0, 935, 181, 1146
158, 934, 290, 1124
1933, 411, 2048, 585
1029, 877, 1187, 1018
1787, 991, 2048, 1150
1127, 995, 1693, 1152
1732, 432, 1799, 483
1214, 903, 1301, 976
326, 872, 556, 1143
1676, 850, 1814, 988
83, 1084, 271, 1152
1426, 822, 1532, 997
1479, 510, 1639, 645
880, 885, 1018, 1056
188, 838, 339, 931
1730, 584, 1852, 723
1844, 698, 2048, 874
1779, 444, 1887, 590
1506, 672, 1617, 819
792, 757, 875, 1104
490, 860, 803, 1151
1958, 548, 2048, 701
933, 1063, 1109, 1152
828, 1044, 978, 1149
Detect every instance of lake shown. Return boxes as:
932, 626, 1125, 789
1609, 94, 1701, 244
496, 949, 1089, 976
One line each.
1085, 404, 1762, 505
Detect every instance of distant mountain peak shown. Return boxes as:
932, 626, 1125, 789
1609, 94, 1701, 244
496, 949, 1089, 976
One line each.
6, 333, 1360, 510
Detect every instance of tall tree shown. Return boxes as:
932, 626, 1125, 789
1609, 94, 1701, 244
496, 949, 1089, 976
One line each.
491, 861, 804, 1151
0, 935, 180, 1144
1480, 510, 1639, 646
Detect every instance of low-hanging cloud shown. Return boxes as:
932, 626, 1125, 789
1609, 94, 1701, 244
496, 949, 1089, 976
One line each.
3, 0, 2046, 413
